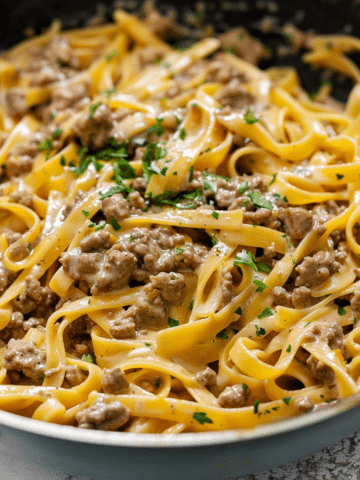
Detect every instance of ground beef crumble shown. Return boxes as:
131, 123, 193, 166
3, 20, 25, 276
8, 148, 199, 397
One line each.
76, 394, 130, 431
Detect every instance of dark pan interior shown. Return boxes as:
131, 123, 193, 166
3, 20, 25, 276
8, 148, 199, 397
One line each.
2, 1, 360, 102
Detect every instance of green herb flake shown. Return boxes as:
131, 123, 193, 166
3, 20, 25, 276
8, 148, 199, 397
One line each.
89, 101, 102, 119
145, 342, 152, 346
175, 247, 184, 255
235, 306, 242, 315
168, 317, 179, 328
234, 249, 258, 272
253, 399, 260, 414
255, 325, 267, 337
338, 306, 346, 316
283, 195, 289, 203
81, 354, 94, 363
216, 329, 228, 339
95, 221, 106, 231
336, 174, 344, 180
242, 383, 248, 390
100, 87, 117, 98
211, 211, 219, 220
304, 321, 312, 327
238, 181, 249, 194
354, 318, 358, 324
272, 406, 280, 411
37, 138, 53, 153
192, 412, 213, 425
105, 49, 118, 61
244, 107, 259, 125
257, 262, 272, 273
82, 210, 90, 217
257, 307, 273, 319
189, 166, 194, 182
253, 277, 268, 293
60, 156, 66, 166
52, 128, 63, 138
286, 344, 291, 353
155, 379, 161, 389
147, 117, 164, 137
109, 218, 121, 231
189, 299, 194, 311
282, 396, 291, 405
179, 128, 187, 140
268, 173, 278, 186
248, 190, 273, 210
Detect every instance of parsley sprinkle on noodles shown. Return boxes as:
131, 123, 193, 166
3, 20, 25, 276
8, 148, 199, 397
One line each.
0, 6, 359, 436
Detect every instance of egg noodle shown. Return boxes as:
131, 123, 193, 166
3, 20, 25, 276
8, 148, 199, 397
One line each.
0, 10, 360, 433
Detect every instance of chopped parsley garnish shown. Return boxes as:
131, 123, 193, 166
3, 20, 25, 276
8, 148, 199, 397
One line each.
304, 321, 312, 327
111, 158, 137, 182
168, 317, 179, 328
160, 166, 168, 176
244, 107, 259, 124
99, 184, 133, 200
189, 166, 194, 182
286, 344, 291, 353
37, 138, 53, 153
100, 87, 117, 98
82, 210, 89, 217
175, 116, 181, 130
268, 173, 278, 186
109, 218, 121, 231
255, 325, 267, 337
81, 354, 94, 363
354, 318, 358, 324
145, 342, 152, 347
234, 249, 258, 271
257, 307, 273, 319
105, 49, 118, 61
94, 221, 106, 231
147, 117, 164, 137
52, 128, 63, 138
89, 101, 102, 119
272, 406, 280, 411
155, 379, 161, 389
253, 399, 260, 414
336, 174, 344, 180
192, 412, 213, 425
141, 143, 168, 181
211, 211, 219, 220
283, 195, 289, 203
216, 329, 228, 339
211, 235, 218, 245
338, 306, 346, 316
189, 299, 194, 311
176, 247, 184, 255
242, 383, 248, 390
179, 128, 187, 140
60, 156, 66, 166
238, 181, 249, 194
253, 277, 268, 293
248, 191, 273, 210
282, 396, 291, 405
235, 306, 242, 315
257, 262, 272, 273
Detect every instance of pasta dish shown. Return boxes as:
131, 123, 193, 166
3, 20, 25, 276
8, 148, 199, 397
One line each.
0, 7, 360, 433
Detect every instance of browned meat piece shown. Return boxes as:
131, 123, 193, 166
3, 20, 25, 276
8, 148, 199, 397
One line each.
63, 316, 95, 359
13, 276, 58, 318
109, 316, 136, 339
303, 321, 344, 383
272, 286, 292, 308
5, 88, 28, 117
9, 186, 33, 208
72, 103, 113, 150
50, 81, 90, 112
194, 367, 217, 387
64, 365, 87, 387
62, 191, 87, 219
295, 251, 341, 288
143, 3, 183, 39
218, 384, 250, 408
91, 249, 138, 295
80, 231, 112, 253
0, 261, 17, 296
351, 291, 360, 312
291, 287, 313, 309
294, 395, 314, 412
101, 367, 129, 394
5, 155, 34, 178
76, 394, 130, 431
220, 270, 235, 308
44, 36, 79, 69
143, 272, 185, 303
4, 339, 46, 381
215, 79, 256, 111
278, 207, 313, 240
122, 293, 167, 330
219, 27, 269, 65
102, 193, 130, 223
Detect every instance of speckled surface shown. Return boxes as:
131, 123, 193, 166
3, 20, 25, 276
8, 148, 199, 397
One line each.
1, 430, 360, 479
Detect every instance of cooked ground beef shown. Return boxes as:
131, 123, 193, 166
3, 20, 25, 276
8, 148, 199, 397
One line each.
193, 367, 217, 387
101, 367, 129, 394
13, 276, 58, 319
218, 384, 250, 408
4, 338, 46, 381
76, 394, 130, 431
64, 365, 87, 387
277, 207, 313, 240
72, 103, 113, 150
273, 286, 313, 309
295, 251, 341, 288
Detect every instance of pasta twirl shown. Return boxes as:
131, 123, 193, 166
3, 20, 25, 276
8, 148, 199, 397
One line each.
0, 8, 360, 434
